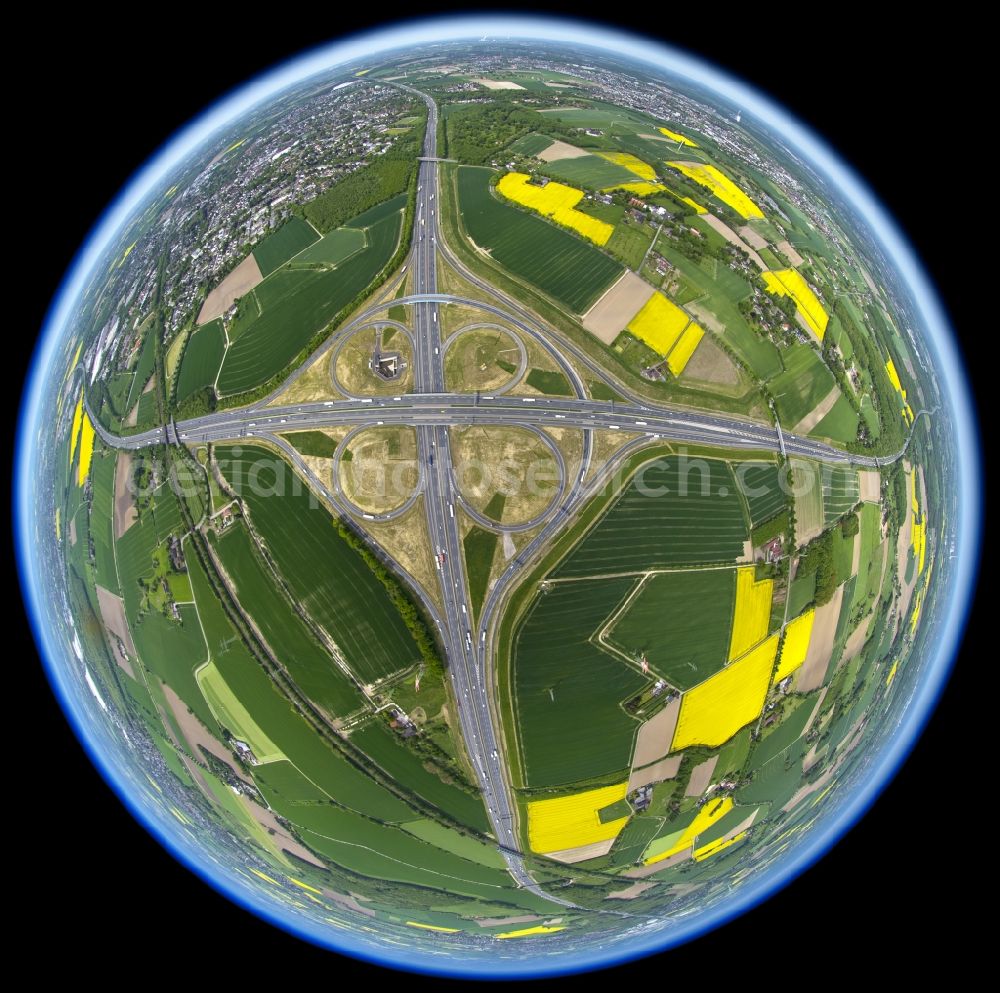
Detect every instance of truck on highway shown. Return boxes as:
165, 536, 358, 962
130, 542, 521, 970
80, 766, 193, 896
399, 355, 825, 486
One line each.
449, 503, 454, 518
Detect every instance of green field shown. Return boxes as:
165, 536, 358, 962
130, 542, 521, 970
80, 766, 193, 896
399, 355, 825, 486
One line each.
850, 503, 884, 616
738, 461, 786, 526
512, 576, 646, 788
350, 722, 488, 831
541, 155, 640, 189
281, 430, 339, 458
655, 244, 782, 379
787, 566, 817, 616
211, 523, 363, 716
175, 319, 225, 403
509, 132, 553, 156
539, 105, 657, 132
812, 394, 860, 445
555, 457, 748, 577
197, 660, 286, 762
217, 211, 401, 395
457, 166, 622, 314
607, 220, 654, 269
215, 446, 421, 684
89, 450, 118, 590
125, 327, 157, 412
187, 555, 414, 821
525, 368, 573, 396
252, 217, 319, 276
293, 226, 366, 265
769, 343, 838, 428
464, 525, 498, 621
823, 466, 859, 526
607, 567, 736, 689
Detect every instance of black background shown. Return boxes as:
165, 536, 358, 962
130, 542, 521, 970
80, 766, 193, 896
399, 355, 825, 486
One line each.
14, 5, 979, 982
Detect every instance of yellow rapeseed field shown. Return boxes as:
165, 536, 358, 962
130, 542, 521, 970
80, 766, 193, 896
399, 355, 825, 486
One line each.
77, 412, 96, 486
911, 518, 926, 575
671, 634, 778, 750
666, 322, 705, 375
69, 392, 84, 466
407, 922, 460, 932
496, 172, 613, 246
597, 151, 657, 180
603, 181, 666, 196
773, 609, 815, 684
497, 925, 567, 939
886, 359, 902, 391
885, 660, 899, 687
627, 292, 690, 356
643, 797, 733, 865
666, 161, 764, 219
658, 126, 698, 147
762, 269, 829, 339
680, 195, 707, 214
693, 830, 747, 862
527, 782, 629, 854
289, 877, 322, 895
909, 588, 924, 635
728, 566, 774, 661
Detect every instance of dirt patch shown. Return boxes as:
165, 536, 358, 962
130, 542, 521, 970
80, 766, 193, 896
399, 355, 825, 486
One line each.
582, 270, 655, 344
161, 682, 234, 770
327, 891, 375, 916
680, 335, 740, 386
776, 240, 805, 267
197, 254, 264, 325
125, 402, 139, 427
858, 470, 880, 503
269, 353, 342, 406
738, 225, 768, 250
585, 429, 645, 486
685, 755, 719, 796
473, 78, 525, 90
142, 374, 156, 395
793, 583, 845, 692
68, 515, 78, 546
241, 794, 325, 867
843, 614, 872, 662
700, 214, 767, 270
340, 426, 418, 514
96, 585, 136, 676
624, 846, 692, 878
362, 498, 440, 612
538, 139, 589, 162
113, 451, 137, 539
606, 881, 655, 900
792, 385, 842, 435
336, 327, 413, 396
628, 754, 682, 792
630, 697, 680, 769
547, 838, 616, 863
686, 302, 725, 335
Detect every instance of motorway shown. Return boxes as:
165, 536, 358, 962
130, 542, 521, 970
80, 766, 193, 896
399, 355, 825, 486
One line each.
88, 85, 918, 903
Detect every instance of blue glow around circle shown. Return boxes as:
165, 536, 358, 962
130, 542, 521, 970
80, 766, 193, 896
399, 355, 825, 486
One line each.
16, 13, 981, 979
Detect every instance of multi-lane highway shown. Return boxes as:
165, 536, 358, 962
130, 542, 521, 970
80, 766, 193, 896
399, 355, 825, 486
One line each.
88, 84, 921, 901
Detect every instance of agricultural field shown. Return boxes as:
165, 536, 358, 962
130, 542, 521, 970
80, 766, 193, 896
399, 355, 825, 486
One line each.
811, 395, 861, 445
774, 609, 815, 683
210, 523, 363, 715
769, 344, 839, 429
527, 782, 630, 854
197, 660, 286, 763
607, 568, 736, 689
540, 155, 640, 190
252, 216, 320, 275
671, 634, 778, 750
728, 567, 774, 661
555, 457, 749, 577
511, 576, 647, 788
175, 319, 225, 404
457, 166, 622, 313
823, 466, 860, 526
464, 524, 499, 620
215, 445, 424, 685
665, 162, 763, 219
282, 430, 340, 458
293, 226, 366, 265
216, 210, 401, 395
738, 462, 786, 526
762, 269, 829, 340
626, 292, 692, 357
496, 173, 614, 246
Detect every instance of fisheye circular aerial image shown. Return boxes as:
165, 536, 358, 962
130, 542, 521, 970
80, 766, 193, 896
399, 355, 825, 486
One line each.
17, 14, 978, 979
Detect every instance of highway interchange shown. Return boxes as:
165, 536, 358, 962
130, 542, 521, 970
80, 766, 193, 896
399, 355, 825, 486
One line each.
89, 85, 916, 902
